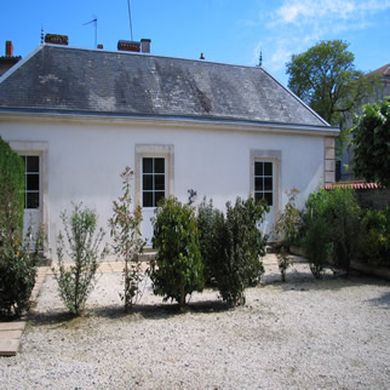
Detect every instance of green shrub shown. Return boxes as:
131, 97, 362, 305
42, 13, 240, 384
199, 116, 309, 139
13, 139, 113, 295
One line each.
53, 204, 105, 315
197, 198, 222, 285
211, 198, 268, 306
359, 207, 390, 266
274, 189, 302, 282
302, 188, 361, 275
109, 167, 145, 310
151, 197, 204, 307
302, 211, 333, 279
0, 137, 24, 244
0, 138, 35, 318
0, 240, 36, 318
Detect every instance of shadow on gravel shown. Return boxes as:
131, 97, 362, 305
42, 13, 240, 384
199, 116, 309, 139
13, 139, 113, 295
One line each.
93, 299, 230, 320
29, 300, 231, 326
265, 272, 389, 292
366, 291, 390, 309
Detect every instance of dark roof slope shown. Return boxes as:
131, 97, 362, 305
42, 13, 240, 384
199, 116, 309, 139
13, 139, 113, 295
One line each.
0, 45, 328, 127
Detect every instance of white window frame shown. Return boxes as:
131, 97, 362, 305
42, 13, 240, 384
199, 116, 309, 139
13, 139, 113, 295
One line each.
21, 155, 40, 210
135, 144, 174, 208
250, 149, 281, 213
141, 157, 166, 208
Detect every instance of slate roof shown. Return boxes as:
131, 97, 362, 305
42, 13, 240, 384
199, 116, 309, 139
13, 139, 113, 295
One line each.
0, 45, 329, 128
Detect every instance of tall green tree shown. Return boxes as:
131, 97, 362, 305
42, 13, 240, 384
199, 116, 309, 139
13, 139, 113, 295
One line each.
286, 40, 375, 127
352, 99, 390, 187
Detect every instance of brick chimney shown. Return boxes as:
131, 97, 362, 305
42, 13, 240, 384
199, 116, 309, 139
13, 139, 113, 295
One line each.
140, 38, 151, 54
0, 41, 22, 77
5, 41, 13, 57
117, 39, 151, 54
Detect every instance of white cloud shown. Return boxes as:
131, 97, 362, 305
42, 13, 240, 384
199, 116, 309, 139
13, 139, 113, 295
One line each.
274, 0, 390, 25
253, 0, 390, 79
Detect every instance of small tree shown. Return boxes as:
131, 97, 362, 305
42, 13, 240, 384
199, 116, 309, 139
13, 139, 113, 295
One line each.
109, 167, 145, 310
151, 197, 204, 307
211, 198, 268, 306
54, 204, 105, 315
353, 99, 390, 187
274, 189, 302, 282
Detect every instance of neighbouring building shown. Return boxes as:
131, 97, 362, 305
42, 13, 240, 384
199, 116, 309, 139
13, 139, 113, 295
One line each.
0, 37, 338, 255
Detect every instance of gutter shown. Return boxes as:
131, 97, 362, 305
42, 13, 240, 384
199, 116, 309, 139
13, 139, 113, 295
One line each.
0, 108, 339, 137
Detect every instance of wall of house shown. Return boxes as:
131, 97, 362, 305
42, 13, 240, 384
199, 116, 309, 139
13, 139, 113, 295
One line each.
0, 119, 328, 256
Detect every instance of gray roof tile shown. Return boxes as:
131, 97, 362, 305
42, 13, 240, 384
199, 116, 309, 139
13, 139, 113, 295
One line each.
0, 45, 328, 127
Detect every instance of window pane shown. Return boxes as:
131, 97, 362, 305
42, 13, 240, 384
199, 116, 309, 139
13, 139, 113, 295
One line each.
27, 156, 39, 172
27, 174, 39, 191
143, 192, 153, 207
143, 158, 153, 173
26, 192, 39, 209
254, 192, 264, 203
154, 158, 165, 173
264, 192, 273, 206
155, 191, 165, 206
255, 162, 263, 176
264, 162, 273, 176
143, 174, 153, 191
154, 174, 165, 191
264, 177, 272, 191
255, 177, 263, 191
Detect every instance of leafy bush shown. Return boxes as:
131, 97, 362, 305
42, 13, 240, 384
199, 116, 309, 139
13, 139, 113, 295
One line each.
274, 189, 302, 282
151, 197, 204, 307
302, 188, 361, 276
302, 211, 333, 279
109, 167, 145, 310
359, 207, 390, 267
197, 198, 222, 285
211, 198, 268, 306
0, 240, 36, 318
0, 138, 35, 318
0, 137, 24, 244
53, 204, 105, 315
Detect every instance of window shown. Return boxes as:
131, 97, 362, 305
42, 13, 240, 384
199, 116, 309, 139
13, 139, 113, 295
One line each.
254, 161, 273, 206
142, 157, 165, 207
22, 156, 40, 209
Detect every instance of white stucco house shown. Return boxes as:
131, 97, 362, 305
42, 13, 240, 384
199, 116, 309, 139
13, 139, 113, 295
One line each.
0, 41, 338, 255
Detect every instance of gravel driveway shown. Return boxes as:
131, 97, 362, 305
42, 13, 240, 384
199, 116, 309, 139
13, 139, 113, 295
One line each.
1, 255, 389, 389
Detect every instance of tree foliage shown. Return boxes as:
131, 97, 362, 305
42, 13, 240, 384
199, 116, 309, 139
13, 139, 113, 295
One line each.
286, 40, 376, 127
352, 99, 390, 187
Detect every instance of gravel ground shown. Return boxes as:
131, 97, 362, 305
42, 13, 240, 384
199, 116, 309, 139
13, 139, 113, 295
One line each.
1, 255, 390, 389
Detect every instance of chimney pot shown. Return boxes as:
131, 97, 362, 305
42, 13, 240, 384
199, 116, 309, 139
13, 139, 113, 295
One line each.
44, 34, 69, 46
117, 40, 141, 52
97, 44, 104, 49
5, 41, 13, 57
140, 38, 151, 54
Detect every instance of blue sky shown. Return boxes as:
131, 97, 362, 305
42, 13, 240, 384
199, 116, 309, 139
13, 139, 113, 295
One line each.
1, 0, 389, 85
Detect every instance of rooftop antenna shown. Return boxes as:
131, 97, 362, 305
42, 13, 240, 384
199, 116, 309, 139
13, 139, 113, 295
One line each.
40, 26, 44, 44
127, 0, 134, 41
83, 17, 98, 48
258, 50, 263, 67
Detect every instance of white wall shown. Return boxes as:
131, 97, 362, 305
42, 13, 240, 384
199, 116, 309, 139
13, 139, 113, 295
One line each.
0, 119, 326, 256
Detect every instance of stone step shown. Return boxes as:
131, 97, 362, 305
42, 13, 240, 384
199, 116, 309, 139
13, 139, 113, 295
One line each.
0, 339, 20, 357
